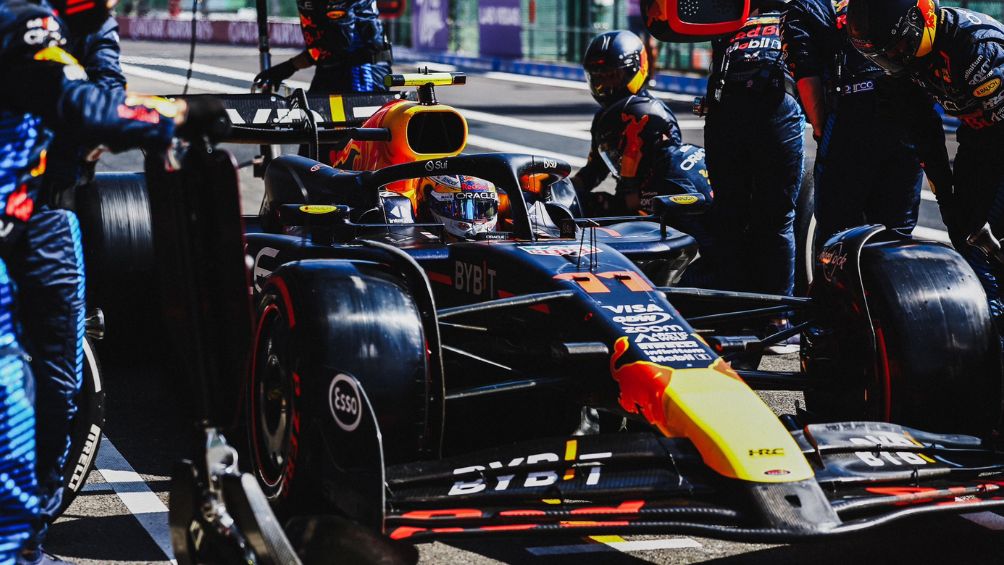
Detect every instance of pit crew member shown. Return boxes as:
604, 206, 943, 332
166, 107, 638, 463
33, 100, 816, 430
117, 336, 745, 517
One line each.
253, 0, 393, 93
847, 0, 1004, 326
15, 11, 128, 565
571, 31, 694, 216
783, 0, 951, 243
0, 0, 224, 562
703, 0, 804, 298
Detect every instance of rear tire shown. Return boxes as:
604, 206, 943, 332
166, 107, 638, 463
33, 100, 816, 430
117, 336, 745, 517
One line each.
75, 174, 157, 346
57, 337, 104, 516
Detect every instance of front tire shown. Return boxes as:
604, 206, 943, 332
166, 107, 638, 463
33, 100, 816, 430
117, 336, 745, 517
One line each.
805, 240, 1002, 434
794, 173, 815, 295
247, 262, 432, 518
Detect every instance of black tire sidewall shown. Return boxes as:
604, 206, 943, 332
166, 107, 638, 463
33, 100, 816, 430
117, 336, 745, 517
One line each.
57, 337, 105, 517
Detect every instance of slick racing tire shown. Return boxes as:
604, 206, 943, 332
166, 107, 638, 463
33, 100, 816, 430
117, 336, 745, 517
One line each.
806, 241, 1002, 434
75, 173, 157, 346
794, 173, 815, 295
57, 337, 105, 517
248, 261, 431, 518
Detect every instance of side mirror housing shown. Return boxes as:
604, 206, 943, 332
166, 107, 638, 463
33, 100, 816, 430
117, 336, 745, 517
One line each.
651, 193, 710, 238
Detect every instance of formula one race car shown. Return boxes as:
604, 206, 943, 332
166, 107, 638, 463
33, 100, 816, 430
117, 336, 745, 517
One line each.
134, 73, 1004, 565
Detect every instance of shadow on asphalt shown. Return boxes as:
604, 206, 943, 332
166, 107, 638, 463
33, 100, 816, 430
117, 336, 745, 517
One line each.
443, 537, 653, 564
47, 513, 167, 562
701, 515, 1004, 564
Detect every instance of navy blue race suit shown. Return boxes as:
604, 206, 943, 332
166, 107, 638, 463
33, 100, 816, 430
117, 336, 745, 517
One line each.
297, 0, 392, 92
570, 92, 714, 282
900, 8, 1004, 324
22, 17, 127, 551
0, 1, 177, 560
704, 6, 805, 296
783, 0, 950, 244
570, 90, 685, 213
45, 15, 127, 196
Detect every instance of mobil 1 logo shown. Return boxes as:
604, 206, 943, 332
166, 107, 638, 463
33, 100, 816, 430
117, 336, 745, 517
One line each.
328, 373, 362, 432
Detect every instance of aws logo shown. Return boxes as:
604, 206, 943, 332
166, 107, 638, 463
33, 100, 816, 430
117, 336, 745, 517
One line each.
974, 77, 1002, 98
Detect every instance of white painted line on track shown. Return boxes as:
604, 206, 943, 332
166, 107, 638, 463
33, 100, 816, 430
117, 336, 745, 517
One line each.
962, 512, 1004, 531
460, 108, 592, 141
480, 71, 698, 102
122, 63, 247, 93
467, 134, 586, 167
913, 226, 952, 243
96, 435, 175, 563
526, 537, 702, 556
122, 56, 311, 91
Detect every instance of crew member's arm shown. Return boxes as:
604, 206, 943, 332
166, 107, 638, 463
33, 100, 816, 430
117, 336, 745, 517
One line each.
570, 148, 609, 194
570, 112, 611, 195
782, 1, 827, 139
894, 79, 951, 197
2, 16, 183, 151
252, 50, 315, 90
82, 16, 127, 93
796, 77, 826, 138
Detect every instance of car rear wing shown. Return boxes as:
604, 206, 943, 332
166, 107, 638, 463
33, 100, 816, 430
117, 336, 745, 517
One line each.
193, 91, 404, 128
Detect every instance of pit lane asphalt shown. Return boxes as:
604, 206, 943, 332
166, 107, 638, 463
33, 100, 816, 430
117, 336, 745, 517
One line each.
47, 40, 1000, 564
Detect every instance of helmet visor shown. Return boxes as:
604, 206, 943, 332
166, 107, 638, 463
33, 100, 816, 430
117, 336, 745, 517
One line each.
851, 35, 911, 75
429, 192, 499, 224
586, 67, 630, 101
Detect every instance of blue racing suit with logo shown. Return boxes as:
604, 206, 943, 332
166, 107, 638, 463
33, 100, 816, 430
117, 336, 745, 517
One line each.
783, 0, 950, 245
904, 8, 1004, 325
0, 1, 175, 560
705, 6, 805, 296
296, 0, 392, 92
21, 17, 128, 551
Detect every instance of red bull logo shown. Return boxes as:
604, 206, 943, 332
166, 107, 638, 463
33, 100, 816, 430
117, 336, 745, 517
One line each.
919, 0, 937, 29
620, 114, 649, 179
610, 337, 673, 430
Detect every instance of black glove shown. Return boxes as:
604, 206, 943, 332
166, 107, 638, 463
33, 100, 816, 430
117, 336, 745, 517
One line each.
253, 60, 298, 91
175, 96, 230, 142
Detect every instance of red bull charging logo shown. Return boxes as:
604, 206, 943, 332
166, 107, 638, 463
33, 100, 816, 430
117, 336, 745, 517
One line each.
610, 336, 673, 427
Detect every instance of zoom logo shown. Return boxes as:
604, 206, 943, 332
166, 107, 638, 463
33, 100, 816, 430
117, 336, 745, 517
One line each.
329, 373, 362, 432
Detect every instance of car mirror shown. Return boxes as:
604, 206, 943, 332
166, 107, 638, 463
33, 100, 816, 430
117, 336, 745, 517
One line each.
651, 193, 709, 238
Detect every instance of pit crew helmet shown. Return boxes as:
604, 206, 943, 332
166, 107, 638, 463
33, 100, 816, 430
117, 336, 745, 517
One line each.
847, 0, 940, 75
423, 175, 500, 240
583, 30, 649, 106
50, 0, 117, 34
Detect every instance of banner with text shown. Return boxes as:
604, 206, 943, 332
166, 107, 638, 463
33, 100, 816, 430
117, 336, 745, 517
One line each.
412, 0, 449, 52
479, 0, 522, 58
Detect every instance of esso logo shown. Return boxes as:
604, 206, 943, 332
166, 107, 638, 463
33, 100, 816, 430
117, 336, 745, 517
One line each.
328, 374, 362, 432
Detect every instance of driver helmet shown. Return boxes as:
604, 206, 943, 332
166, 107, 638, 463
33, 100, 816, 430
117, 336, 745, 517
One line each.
847, 0, 940, 76
583, 30, 649, 106
422, 175, 500, 240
